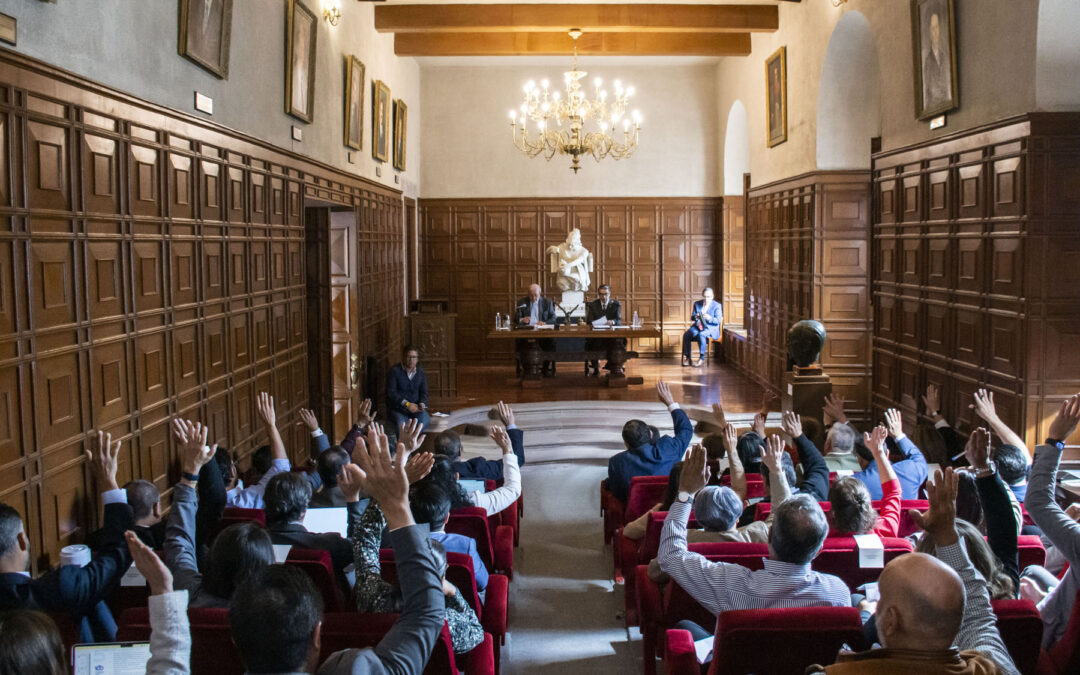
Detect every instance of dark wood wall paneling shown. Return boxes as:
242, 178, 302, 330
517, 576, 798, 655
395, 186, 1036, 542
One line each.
721, 195, 745, 327
417, 198, 723, 361
734, 171, 872, 426
872, 113, 1080, 449
0, 50, 405, 568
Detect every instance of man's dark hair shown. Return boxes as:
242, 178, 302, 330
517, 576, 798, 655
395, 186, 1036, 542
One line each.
828, 477, 876, 535
854, 437, 874, 463
424, 456, 471, 509
0, 610, 66, 675
769, 494, 829, 564
598, 284, 610, 292
701, 433, 726, 461
622, 419, 652, 448
736, 432, 765, 472
122, 480, 160, 522
316, 447, 350, 489
433, 430, 462, 462
213, 446, 233, 481
265, 473, 313, 524
410, 480, 452, 532
230, 564, 323, 674
0, 503, 23, 560
251, 445, 273, 476
759, 452, 797, 491
203, 521, 274, 600
402, 344, 419, 358
993, 444, 1029, 485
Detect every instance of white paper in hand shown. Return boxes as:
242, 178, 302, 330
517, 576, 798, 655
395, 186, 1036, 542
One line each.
853, 533, 885, 568
693, 635, 714, 664
120, 562, 147, 587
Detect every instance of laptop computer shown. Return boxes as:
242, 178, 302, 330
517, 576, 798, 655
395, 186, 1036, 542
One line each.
72, 642, 151, 675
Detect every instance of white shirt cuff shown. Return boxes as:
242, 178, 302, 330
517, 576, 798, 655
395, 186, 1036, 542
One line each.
507, 424, 518, 430
667, 403, 681, 412
310, 429, 323, 437
934, 419, 950, 429
893, 433, 907, 442
101, 488, 127, 505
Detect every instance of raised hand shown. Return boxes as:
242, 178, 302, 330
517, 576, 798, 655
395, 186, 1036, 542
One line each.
884, 408, 904, 438
1048, 393, 1080, 442
298, 408, 320, 433
864, 425, 888, 457
823, 393, 847, 425
722, 423, 738, 457
398, 418, 426, 455
656, 381, 675, 407
922, 384, 941, 416
256, 392, 276, 427
969, 389, 999, 423
677, 444, 710, 496
352, 422, 411, 528
496, 401, 515, 427
752, 411, 767, 438
712, 402, 728, 428
170, 418, 195, 445
781, 410, 803, 439
355, 398, 375, 429
405, 451, 435, 484
760, 391, 778, 415
964, 427, 992, 472
87, 430, 122, 492
176, 420, 213, 478
762, 434, 785, 474
338, 463, 365, 502
909, 467, 959, 546
490, 425, 512, 454
126, 531, 172, 596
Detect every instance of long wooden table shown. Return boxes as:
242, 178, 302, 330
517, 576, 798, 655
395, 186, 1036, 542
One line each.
486, 325, 662, 386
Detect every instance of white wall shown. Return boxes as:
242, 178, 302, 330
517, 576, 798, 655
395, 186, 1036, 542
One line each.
1036, 0, 1080, 111
0, 0, 421, 196
419, 62, 719, 198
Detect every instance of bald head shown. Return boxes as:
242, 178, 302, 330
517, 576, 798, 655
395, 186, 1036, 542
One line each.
876, 552, 964, 651
529, 284, 541, 301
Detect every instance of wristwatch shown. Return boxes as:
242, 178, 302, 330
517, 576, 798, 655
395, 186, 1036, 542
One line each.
676, 490, 692, 504
1047, 438, 1066, 451
181, 471, 200, 482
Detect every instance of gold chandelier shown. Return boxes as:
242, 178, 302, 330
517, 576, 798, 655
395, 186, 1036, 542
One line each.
509, 30, 642, 173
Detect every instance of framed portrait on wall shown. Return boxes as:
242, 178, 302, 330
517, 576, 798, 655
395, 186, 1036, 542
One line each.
344, 55, 365, 150
372, 80, 391, 162
178, 0, 233, 79
286, 0, 318, 123
765, 46, 787, 148
911, 0, 959, 120
393, 99, 407, 171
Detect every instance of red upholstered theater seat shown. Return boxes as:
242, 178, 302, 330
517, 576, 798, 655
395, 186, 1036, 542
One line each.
617, 510, 700, 626
485, 478, 522, 547
1041, 590, 1080, 675
813, 536, 914, 588
446, 506, 514, 579
991, 598, 1043, 675
603, 475, 668, 544
663, 606, 864, 675
1017, 534, 1047, 570
118, 607, 244, 675
286, 547, 347, 612
220, 506, 267, 527
753, 499, 930, 538
720, 472, 766, 499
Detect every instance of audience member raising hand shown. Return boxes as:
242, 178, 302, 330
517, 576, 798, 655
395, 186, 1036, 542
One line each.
87, 430, 122, 493
822, 393, 848, 426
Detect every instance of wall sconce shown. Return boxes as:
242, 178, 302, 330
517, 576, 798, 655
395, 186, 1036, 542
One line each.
323, 0, 341, 27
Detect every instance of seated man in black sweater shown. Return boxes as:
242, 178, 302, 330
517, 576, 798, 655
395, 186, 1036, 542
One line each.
0, 431, 135, 642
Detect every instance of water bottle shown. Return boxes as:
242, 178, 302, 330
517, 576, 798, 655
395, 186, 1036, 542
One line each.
632, 310, 640, 327
495, 313, 502, 330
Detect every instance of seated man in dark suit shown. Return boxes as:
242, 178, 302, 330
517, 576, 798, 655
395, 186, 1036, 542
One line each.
409, 481, 490, 591
607, 381, 694, 503
515, 283, 558, 376
682, 286, 723, 367
435, 401, 525, 482
86, 478, 165, 551
309, 446, 352, 508
0, 431, 134, 642
264, 472, 354, 593
584, 283, 623, 376
386, 345, 430, 431
230, 427, 445, 675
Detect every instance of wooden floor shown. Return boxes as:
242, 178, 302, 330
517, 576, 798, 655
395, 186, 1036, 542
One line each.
435, 356, 767, 412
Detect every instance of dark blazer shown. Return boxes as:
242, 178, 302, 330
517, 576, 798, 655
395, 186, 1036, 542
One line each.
315, 525, 444, 675
268, 522, 354, 592
310, 486, 349, 509
0, 500, 134, 642
452, 428, 525, 481
386, 363, 428, 415
606, 408, 694, 503
514, 296, 556, 326
585, 298, 622, 325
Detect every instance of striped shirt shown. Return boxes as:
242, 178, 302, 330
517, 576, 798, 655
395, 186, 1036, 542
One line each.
658, 500, 850, 616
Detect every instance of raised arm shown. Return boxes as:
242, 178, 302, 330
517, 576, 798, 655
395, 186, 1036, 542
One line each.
128, 532, 191, 675
970, 389, 1030, 464
967, 427, 1020, 588
256, 392, 287, 462
1026, 394, 1080, 568
165, 421, 214, 578
865, 424, 901, 537
298, 407, 330, 458
762, 434, 792, 504
723, 423, 747, 503
784, 411, 830, 501
658, 381, 693, 451
497, 401, 526, 467
469, 426, 521, 516
823, 393, 849, 426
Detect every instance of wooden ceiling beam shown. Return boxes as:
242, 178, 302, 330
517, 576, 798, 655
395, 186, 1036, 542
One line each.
393, 31, 752, 57
375, 4, 778, 34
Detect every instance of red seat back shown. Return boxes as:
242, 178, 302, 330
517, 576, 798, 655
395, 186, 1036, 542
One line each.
118, 607, 243, 675
707, 606, 864, 675
319, 612, 461, 675
221, 507, 267, 527
626, 477, 671, 524
1017, 535, 1046, 570
286, 548, 346, 612
1047, 589, 1080, 674
640, 511, 702, 566
447, 507, 496, 570
380, 550, 483, 619
814, 536, 913, 588
755, 499, 928, 538
663, 543, 770, 630
720, 473, 766, 499
991, 598, 1043, 675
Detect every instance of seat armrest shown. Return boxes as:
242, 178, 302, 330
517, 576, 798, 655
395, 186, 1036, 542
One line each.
493, 524, 515, 580
464, 633, 496, 675
664, 629, 700, 675
481, 573, 509, 642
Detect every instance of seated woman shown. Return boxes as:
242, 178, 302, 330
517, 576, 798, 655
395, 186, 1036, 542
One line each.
828, 425, 902, 538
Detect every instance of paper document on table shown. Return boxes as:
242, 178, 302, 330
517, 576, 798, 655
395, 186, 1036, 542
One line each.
591, 317, 608, 327
534, 324, 555, 330
693, 635, 713, 664
272, 545, 293, 563
853, 534, 885, 568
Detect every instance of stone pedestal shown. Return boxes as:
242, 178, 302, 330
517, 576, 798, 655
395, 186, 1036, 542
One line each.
555, 290, 587, 323
781, 369, 832, 449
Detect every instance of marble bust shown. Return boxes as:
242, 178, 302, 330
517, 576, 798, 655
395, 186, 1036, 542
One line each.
546, 228, 594, 292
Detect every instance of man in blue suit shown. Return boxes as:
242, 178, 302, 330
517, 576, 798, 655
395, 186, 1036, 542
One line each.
607, 381, 694, 503
387, 345, 430, 430
682, 287, 723, 367
435, 402, 525, 481
410, 481, 490, 591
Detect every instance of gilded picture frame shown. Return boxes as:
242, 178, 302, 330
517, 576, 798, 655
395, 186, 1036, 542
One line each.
911, 0, 959, 120
372, 80, 391, 162
178, 0, 233, 79
285, 0, 318, 123
765, 46, 787, 148
344, 55, 365, 150
393, 99, 407, 171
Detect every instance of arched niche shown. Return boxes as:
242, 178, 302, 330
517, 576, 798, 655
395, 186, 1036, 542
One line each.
1037, 0, 1080, 110
815, 11, 880, 170
723, 100, 750, 196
